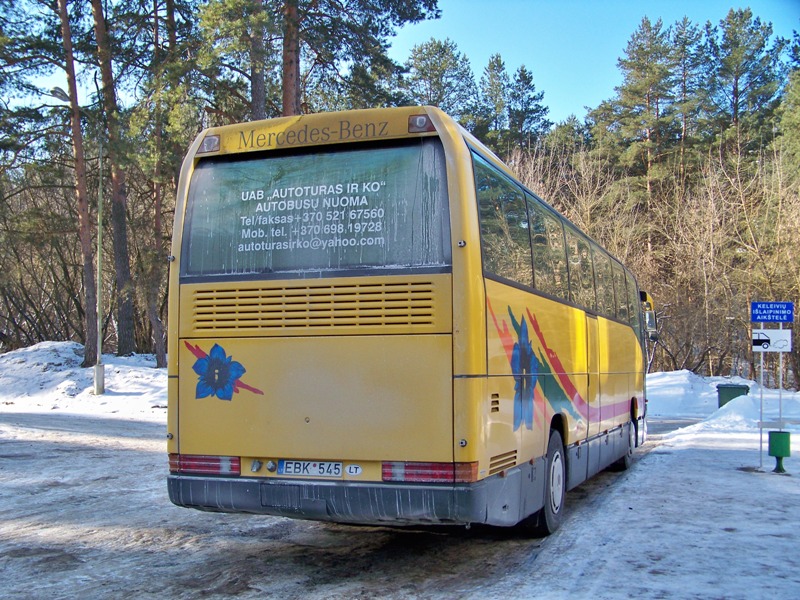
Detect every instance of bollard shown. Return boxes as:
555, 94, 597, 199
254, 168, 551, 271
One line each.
768, 431, 791, 473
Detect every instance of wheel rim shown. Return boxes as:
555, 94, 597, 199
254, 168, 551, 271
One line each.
549, 450, 564, 514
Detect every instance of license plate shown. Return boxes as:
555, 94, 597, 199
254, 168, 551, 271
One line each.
277, 460, 342, 478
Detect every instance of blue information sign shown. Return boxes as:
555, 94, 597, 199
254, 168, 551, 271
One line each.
751, 301, 794, 323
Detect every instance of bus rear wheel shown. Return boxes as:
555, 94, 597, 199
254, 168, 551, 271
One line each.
521, 429, 565, 536
611, 420, 636, 471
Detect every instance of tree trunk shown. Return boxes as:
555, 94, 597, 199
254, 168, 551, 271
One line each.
147, 0, 167, 367
281, 0, 301, 116
90, 0, 136, 355
251, 0, 267, 121
56, 0, 98, 368
165, 0, 177, 48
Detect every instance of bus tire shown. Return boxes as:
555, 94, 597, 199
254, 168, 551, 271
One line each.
611, 420, 636, 471
521, 429, 565, 536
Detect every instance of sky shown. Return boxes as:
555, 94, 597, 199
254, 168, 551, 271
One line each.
387, 0, 800, 124
1, 342, 799, 597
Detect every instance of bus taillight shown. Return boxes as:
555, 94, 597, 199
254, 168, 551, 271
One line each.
169, 454, 241, 476
382, 461, 478, 483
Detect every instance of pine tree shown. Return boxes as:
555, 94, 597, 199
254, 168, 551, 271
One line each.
791, 31, 800, 70
779, 70, 800, 173
57, 0, 98, 367
480, 54, 510, 133
507, 65, 552, 149
198, 0, 278, 123
276, 0, 439, 115
403, 37, 476, 120
306, 61, 409, 111
544, 116, 588, 151
123, 0, 205, 367
587, 17, 677, 269
615, 17, 675, 177
90, 0, 135, 356
670, 17, 705, 189
703, 8, 788, 148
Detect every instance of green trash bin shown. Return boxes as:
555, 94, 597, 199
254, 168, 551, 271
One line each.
716, 383, 749, 408
768, 431, 791, 473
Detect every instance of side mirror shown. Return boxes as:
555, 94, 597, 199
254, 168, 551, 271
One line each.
644, 309, 657, 334
640, 290, 658, 342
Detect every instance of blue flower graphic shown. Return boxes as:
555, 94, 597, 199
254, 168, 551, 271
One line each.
510, 315, 538, 431
192, 343, 246, 401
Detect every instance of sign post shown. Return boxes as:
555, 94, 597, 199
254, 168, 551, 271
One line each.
751, 302, 794, 472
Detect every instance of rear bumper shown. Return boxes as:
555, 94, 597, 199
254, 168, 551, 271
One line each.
168, 474, 496, 526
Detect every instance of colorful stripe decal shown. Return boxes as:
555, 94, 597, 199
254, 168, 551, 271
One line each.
489, 301, 632, 429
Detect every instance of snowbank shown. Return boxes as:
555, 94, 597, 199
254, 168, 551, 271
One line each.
0, 341, 167, 422
647, 368, 800, 436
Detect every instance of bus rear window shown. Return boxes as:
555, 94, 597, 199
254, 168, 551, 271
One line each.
181, 139, 450, 278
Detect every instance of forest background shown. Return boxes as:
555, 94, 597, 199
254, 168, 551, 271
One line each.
1, 1, 799, 387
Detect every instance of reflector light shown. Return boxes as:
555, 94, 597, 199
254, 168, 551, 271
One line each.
408, 114, 436, 133
197, 134, 220, 154
169, 454, 241, 475
382, 461, 478, 483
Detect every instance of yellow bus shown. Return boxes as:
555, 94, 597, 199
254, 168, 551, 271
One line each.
167, 106, 657, 534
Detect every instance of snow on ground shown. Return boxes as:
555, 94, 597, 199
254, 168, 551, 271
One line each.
492, 370, 800, 599
1, 342, 800, 598
0, 341, 167, 422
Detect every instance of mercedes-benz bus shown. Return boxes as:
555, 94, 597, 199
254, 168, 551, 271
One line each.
167, 106, 656, 534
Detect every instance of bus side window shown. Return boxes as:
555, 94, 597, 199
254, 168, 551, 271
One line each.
565, 226, 596, 310
529, 194, 569, 300
473, 155, 533, 287
592, 246, 615, 318
611, 261, 629, 322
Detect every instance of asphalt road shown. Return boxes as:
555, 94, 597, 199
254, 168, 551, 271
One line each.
646, 416, 701, 437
